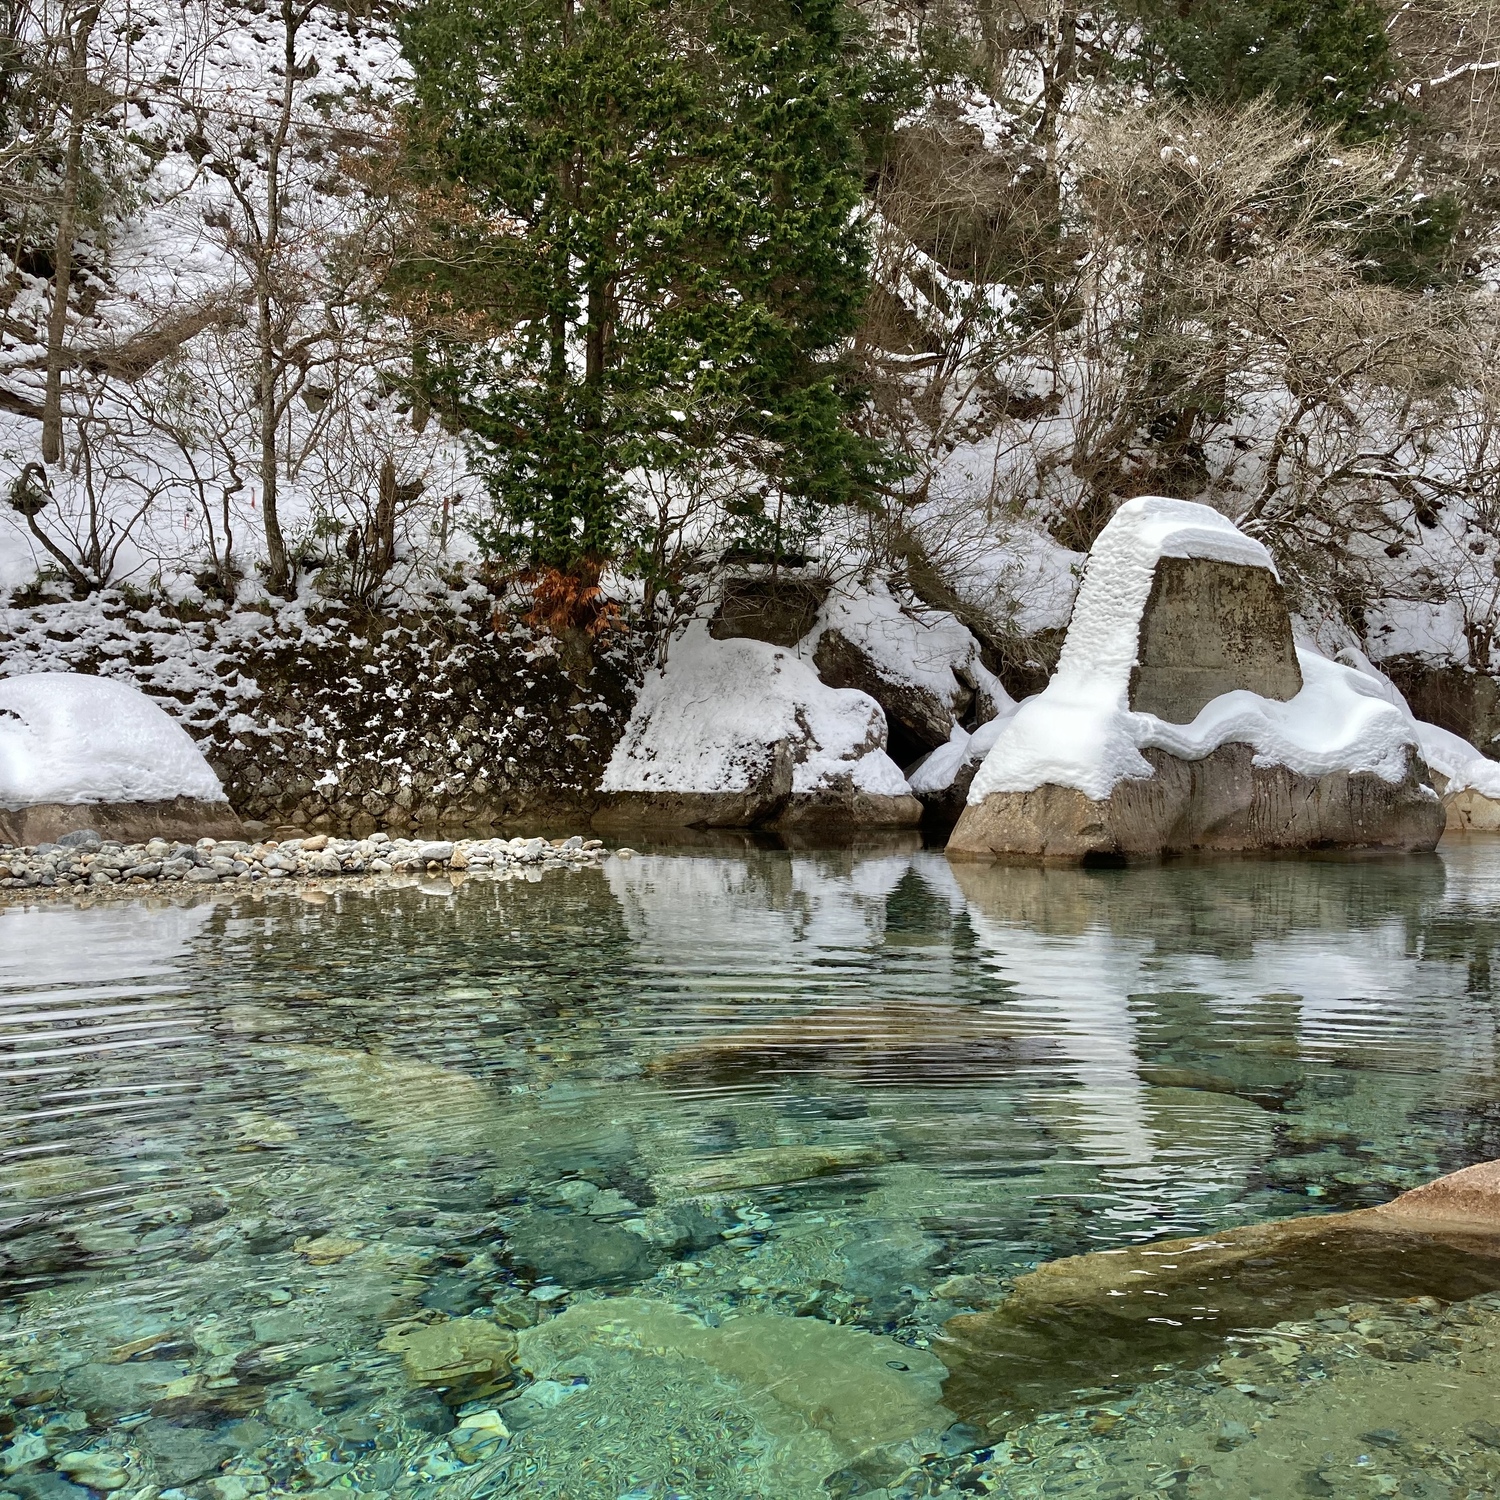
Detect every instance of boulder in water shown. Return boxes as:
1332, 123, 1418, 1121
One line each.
949, 498, 1443, 862
936, 1157, 1500, 1431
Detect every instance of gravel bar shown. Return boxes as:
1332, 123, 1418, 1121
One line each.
0, 830, 634, 896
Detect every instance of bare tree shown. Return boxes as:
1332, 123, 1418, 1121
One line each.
39, 0, 96, 464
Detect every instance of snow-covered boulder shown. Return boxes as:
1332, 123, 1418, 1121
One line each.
807, 579, 1014, 764
0, 673, 239, 846
595, 623, 921, 831
949, 498, 1444, 861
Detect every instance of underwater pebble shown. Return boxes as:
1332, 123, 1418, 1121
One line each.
53, 1453, 128, 1491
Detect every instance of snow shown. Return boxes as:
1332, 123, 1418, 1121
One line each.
1333, 647, 1500, 800
1413, 718, 1500, 798
1363, 599, 1471, 665
601, 622, 911, 797
0, 672, 226, 809
906, 713, 1017, 796
805, 578, 1014, 723
969, 497, 1427, 803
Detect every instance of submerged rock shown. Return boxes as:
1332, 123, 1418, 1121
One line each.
379, 1316, 516, 1388
936, 1157, 1500, 1431
648, 1000, 1056, 1084
505, 1212, 660, 1289
515, 1297, 952, 1482
133, 1417, 235, 1485
62, 1360, 191, 1421
656, 1143, 885, 1197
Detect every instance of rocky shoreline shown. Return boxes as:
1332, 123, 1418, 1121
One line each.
0, 830, 627, 897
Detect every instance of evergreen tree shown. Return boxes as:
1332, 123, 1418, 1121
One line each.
1130, 0, 1397, 140
399, 0, 894, 578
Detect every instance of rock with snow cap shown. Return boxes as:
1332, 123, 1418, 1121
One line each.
595, 622, 921, 831
807, 578, 1015, 765
949, 498, 1445, 862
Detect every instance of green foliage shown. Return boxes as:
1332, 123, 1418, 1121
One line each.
1356, 190, 1466, 290
1130, 0, 1398, 140
399, 0, 898, 575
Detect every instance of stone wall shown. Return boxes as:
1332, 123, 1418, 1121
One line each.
0, 593, 644, 833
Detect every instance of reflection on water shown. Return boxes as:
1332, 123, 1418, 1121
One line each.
3, 844, 1500, 1497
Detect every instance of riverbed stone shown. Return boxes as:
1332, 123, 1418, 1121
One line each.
505, 1213, 659, 1288
516, 1297, 953, 1480
133, 1419, 234, 1486
53, 1453, 128, 1492
62, 1361, 190, 1421
657, 1143, 886, 1197
5, 1473, 91, 1500
649, 1000, 1056, 1084
380, 1317, 516, 1388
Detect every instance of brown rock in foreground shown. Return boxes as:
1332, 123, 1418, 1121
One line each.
936, 1158, 1500, 1431
0, 796, 243, 847
947, 743, 1444, 862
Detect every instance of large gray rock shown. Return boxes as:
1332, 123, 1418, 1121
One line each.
950, 743, 1443, 862
1129, 557, 1302, 721
808, 583, 1012, 766
596, 623, 921, 833
594, 741, 797, 832
812, 629, 957, 760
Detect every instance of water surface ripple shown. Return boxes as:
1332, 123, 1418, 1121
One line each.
3, 845, 1500, 1497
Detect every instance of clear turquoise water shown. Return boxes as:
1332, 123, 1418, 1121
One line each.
5, 843, 1500, 1498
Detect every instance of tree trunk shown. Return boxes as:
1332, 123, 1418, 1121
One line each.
41, 4, 98, 467
257, 0, 302, 597
371, 456, 398, 578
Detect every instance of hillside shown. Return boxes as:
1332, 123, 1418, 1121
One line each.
5, 0, 1500, 801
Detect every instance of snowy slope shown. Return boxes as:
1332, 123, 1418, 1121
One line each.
0, 1, 478, 599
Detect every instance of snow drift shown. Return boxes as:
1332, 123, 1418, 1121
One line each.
0, 673, 226, 809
